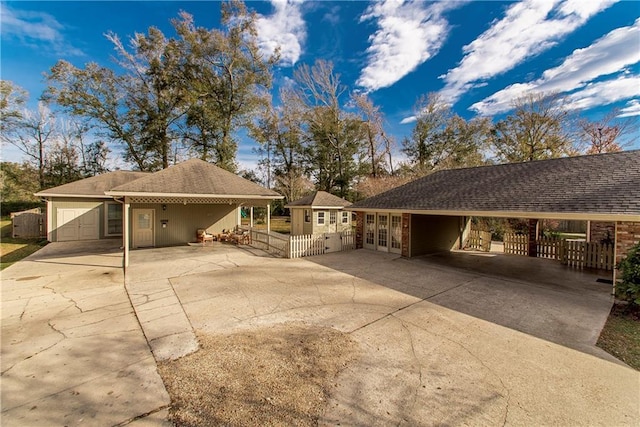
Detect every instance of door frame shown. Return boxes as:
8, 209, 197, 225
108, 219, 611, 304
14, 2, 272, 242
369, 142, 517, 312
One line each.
132, 208, 155, 248
376, 213, 389, 252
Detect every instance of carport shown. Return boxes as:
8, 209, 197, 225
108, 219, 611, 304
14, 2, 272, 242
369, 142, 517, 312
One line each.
349, 151, 640, 283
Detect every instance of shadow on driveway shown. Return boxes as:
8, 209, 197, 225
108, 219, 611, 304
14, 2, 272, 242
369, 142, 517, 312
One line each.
307, 249, 616, 361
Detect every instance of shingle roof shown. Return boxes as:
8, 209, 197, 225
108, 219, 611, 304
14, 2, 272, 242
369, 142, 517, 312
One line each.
35, 171, 150, 198
285, 191, 352, 208
350, 151, 640, 217
108, 158, 281, 198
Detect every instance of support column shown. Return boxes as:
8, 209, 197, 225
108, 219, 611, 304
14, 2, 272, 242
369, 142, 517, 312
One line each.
266, 203, 271, 233
123, 197, 130, 269
250, 206, 254, 228
528, 218, 538, 257
355, 211, 364, 249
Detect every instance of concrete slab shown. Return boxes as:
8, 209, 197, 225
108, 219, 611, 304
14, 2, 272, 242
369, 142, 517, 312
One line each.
1, 240, 169, 426
309, 249, 617, 361
158, 247, 638, 426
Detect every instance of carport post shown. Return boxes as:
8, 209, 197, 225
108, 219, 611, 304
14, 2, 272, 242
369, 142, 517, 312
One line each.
250, 206, 254, 228
123, 197, 130, 269
528, 219, 538, 257
266, 203, 271, 233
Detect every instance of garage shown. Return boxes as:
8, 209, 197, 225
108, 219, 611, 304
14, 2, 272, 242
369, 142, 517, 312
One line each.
56, 208, 100, 241
349, 151, 640, 273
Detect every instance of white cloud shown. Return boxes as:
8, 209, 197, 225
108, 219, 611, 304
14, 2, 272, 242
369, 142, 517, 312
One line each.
255, 0, 306, 66
440, 0, 617, 104
471, 18, 640, 115
357, 0, 465, 92
0, 3, 83, 56
400, 116, 417, 125
563, 76, 640, 111
618, 100, 640, 118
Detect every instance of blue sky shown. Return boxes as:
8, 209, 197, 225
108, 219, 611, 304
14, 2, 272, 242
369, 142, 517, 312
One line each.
1, 0, 639, 170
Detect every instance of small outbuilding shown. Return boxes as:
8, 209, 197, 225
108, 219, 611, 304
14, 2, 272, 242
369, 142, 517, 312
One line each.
286, 191, 352, 235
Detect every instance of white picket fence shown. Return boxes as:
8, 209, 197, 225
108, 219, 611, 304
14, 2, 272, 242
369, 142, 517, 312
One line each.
248, 228, 355, 259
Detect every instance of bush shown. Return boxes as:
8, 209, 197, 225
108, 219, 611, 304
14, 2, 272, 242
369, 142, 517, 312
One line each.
617, 242, 640, 307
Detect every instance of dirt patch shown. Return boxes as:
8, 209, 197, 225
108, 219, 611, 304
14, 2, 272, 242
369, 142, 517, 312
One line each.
158, 323, 358, 426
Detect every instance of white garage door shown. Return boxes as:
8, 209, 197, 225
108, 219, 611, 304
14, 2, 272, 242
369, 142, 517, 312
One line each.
57, 208, 100, 241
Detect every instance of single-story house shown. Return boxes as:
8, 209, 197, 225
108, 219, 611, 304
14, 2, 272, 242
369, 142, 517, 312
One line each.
35, 159, 283, 266
285, 191, 353, 235
348, 150, 640, 270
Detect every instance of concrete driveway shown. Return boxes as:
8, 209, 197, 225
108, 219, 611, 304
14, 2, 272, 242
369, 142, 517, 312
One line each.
1, 241, 170, 426
3, 242, 639, 425
127, 244, 639, 426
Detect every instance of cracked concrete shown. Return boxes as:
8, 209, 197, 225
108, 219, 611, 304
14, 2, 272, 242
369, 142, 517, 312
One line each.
3, 240, 639, 426
1, 240, 170, 426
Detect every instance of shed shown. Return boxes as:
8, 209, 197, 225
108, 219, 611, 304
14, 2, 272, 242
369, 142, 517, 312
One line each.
285, 191, 352, 235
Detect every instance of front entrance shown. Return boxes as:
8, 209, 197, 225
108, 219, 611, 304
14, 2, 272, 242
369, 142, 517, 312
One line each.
132, 209, 154, 248
57, 208, 99, 241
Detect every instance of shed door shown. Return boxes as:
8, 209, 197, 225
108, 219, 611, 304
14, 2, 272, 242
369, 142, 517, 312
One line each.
57, 208, 99, 242
133, 209, 154, 248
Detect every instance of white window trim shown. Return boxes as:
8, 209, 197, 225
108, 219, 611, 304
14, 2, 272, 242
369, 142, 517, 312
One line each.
341, 211, 349, 224
304, 209, 311, 223
330, 210, 337, 225
317, 211, 325, 226
104, 201, 123, 237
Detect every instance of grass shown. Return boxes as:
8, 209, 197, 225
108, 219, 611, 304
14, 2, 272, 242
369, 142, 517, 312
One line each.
0, 218, 47, 270
597, 304, 640, 370
241, 215, 291, 234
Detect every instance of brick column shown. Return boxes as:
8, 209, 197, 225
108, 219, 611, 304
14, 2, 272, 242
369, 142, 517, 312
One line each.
615, 221, 640, 265
402, 213, 410, 257
355, 211, 364, 249
589, 221, 615, 244
528, 218, 538, 257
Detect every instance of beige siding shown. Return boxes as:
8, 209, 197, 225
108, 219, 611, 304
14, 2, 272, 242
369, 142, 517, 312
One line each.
129, 202, 238, 247
49, 198, 106, 241
312, 209, 352, 234
410, 215, 462, 256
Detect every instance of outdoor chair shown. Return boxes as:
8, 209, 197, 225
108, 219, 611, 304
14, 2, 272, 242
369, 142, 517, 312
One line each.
196, 229, 215, 246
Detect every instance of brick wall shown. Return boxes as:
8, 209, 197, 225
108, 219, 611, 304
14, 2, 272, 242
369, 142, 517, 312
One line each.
355, 211, 364, 249
615, 221, 640, 264
402, 213, 410, 257
590, 221, 615, 244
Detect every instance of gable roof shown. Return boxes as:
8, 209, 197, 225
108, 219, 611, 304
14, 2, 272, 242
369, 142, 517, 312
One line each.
285, 191, 352, 209
107, 158, 281, 199
349, 150, 640, 221
35, 171, 150, 198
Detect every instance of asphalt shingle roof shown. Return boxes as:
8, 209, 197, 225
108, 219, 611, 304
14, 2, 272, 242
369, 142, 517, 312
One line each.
286, 191, 352, 208
35, 171, 150, 197
350, 151, 640, 216
109, 158, 281, 197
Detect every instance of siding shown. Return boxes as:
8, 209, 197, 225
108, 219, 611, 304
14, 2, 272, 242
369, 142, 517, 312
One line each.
410, 215, 462, 256
312, 209, 352, 234
129, 202, 238, 247
49, 198, 106, 241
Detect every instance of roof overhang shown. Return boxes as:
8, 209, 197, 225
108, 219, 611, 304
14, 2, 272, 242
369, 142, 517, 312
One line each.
106, 191, 282, 199
34, 193, 113, 199
346, 207, 640, 222
285, 205, 349, 209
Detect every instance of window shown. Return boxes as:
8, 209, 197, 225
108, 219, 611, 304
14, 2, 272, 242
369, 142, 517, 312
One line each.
330, 211, 337, 225
342, 211, 349, 224
105, 202, 122, 236
304, 209, 310, 223
365, 214, 375, 245
317, 211, 325, 225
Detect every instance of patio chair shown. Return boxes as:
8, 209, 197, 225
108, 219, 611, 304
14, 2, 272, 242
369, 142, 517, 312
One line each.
196, 229, 215, 246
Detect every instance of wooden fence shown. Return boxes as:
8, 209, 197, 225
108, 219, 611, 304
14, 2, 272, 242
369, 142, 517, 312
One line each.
248, 228, 355, 259
466, 229, 492, 252
504, 233, 528, 256
502, 233, 614, 270
11, 208, 46, 238
561, 240, 615, 271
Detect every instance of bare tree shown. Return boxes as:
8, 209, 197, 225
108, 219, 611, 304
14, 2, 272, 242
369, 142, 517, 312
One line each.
352, 93, 395, 177
491, 92, 576, 163
577, 109, 636, 154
